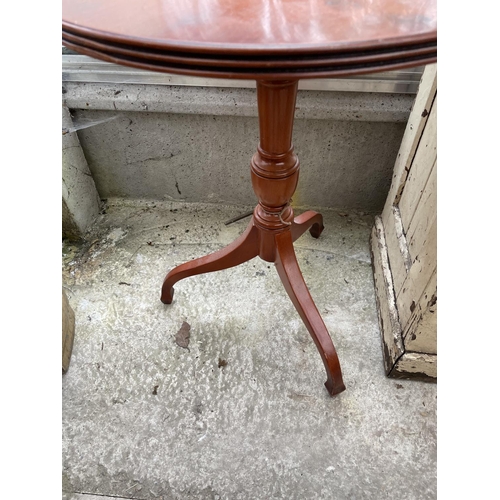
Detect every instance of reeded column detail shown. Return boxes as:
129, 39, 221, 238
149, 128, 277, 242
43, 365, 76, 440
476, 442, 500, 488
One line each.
250, 81, 299, 245
162, 79, 346, 397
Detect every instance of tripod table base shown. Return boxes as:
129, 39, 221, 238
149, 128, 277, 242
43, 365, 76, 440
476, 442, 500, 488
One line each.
161, 210, 345, 397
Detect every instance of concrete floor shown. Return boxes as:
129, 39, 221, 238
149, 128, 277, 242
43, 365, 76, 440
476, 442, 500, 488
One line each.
62, 199, 437, 500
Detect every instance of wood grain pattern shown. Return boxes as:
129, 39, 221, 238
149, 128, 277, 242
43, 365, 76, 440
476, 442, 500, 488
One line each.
275, 230, 345, 396
62, 0, 436, 393
62, 28, 436, 70
62, 0, 436, 79
61, 36, 437, 79
381, 64, 437, 223
370, 217, 405, 374
371, 64, 436, 380
396, 215, 436, 328
161, 80, 345, 395
398, 97, 437, 233
161, 220, 260, 304
392, 352, 436, 379
406, 159, 437, 261
63, 0, 436, 55
383, 205, 411, 300
403, 268, 437, 353
291, 211, 324, 241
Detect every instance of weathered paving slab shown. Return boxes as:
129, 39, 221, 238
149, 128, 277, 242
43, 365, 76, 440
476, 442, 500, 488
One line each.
62, 200, 436, 500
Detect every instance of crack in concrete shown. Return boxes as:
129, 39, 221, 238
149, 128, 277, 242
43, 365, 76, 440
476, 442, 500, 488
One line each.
69, 491, 148, 500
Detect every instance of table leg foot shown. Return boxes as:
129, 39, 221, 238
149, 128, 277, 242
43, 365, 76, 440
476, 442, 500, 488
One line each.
291, 211, 324, 241
274, 230, 345, 397
160, 285, 175, 305
161, 219, 259, 304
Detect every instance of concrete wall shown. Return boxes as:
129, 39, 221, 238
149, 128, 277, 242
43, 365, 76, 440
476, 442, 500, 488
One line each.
63, 83, 414, 212
62, 103, 101, 240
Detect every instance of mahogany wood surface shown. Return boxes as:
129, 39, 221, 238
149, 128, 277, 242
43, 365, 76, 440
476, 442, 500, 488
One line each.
161, 221, 260, 305
161, 209, 343, 395
292, 211, 324, 241
63, 0, 436, 79
62, 29, 436, 70
63, 0, 436, 55
161, 80, 346, 395
61, 35, 436, 80
63, 0, 437, 395
275, 230, 345, 396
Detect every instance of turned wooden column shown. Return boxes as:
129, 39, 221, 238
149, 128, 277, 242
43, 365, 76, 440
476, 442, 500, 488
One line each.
64, 0, 436, 399
159, 77, 345, 396
250, 80, 345, 396
251, 80, 299, 262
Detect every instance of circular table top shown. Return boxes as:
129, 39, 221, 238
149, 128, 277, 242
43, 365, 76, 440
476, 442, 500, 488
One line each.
62, 0, 437, 79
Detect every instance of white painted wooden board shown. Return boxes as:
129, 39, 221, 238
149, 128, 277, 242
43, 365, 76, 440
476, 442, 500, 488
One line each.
381, 64, 437, 224
398, 96, 437, 234
403, 268, 437, 354
406, 159, 437, 260
393, 352, 437, 379
370, 217, 405, 374
370, 217, 437, 378
382, 206, 411, 299
397, 215, 437, 329
370, 63, 437, 380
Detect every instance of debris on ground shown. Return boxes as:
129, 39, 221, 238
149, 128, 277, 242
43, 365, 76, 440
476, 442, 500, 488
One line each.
175, 321, 191, 349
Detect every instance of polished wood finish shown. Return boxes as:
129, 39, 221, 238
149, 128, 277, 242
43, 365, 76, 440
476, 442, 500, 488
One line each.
61, 35, 437, 80
63, 0, 436, 395
275, 231, 345, 396
62, 0, 436, 79
292, 211, 324, 241
62, 29, 436, 70
63, 0, 436, 55
252, 80, 299, 261
161, 221, 259, 304
162, 205, 344, 395
161, 80, 345, 395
